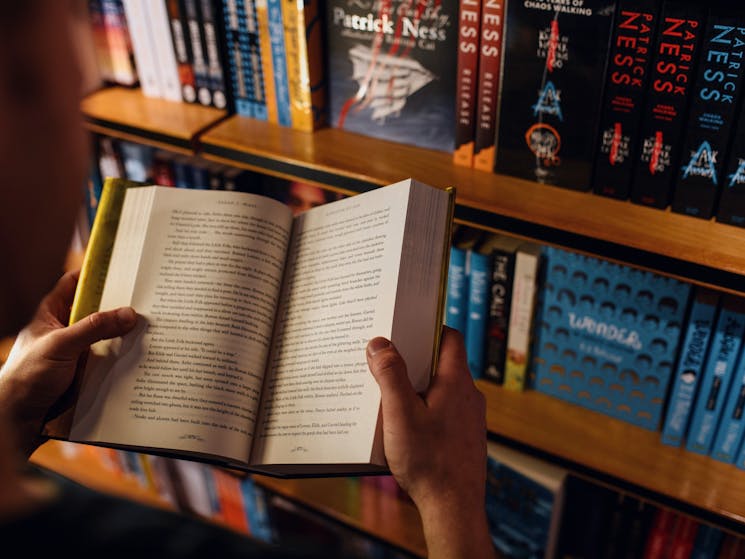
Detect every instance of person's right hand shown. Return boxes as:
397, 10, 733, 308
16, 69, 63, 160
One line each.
366, 327, 496, 559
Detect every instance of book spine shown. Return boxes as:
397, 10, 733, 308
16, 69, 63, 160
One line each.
445, 246, 469, 334
686, 297, 745, 455
690, 524, 724, 559
483, 244, 515, 384
504, 246, 541, 391
453, 0, 482, 168
661, 287, 720, 447
266, 0, 292, 126
494, 0, 616, 190
710, 342, 745, 462
643, 508, 678, 559
200, 0, 229, 109
255, 0, 278, 123
669, 516, 700, 559
472, 0, 505, 173
121, 0, 162, 98
70, 178, 138, 324
671, 14, 745, 218
183, 0, 212, 106
147, 0, 184, 102
89, 0, 115, 83
101, 0, 138, 86
630, 1, 706, 209
167, 0, 198, 103
465, 250, 491, 378
716, 87, 745, 226
592, 0, 661, 199
227, 0, 268, 119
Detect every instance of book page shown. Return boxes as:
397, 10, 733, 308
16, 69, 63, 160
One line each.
70, 187, 293, 465
251, 181, 414, 466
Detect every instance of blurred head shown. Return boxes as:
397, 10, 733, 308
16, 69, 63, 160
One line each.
286, 181, 337, 215
0, 1, 88, 337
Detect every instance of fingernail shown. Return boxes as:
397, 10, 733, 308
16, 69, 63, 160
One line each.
116, 307, 137, 326
367, 337, 391, 357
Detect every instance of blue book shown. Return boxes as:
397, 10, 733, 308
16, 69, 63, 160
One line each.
690, 524, 724, 559
686, 295, 745, 455
711, 340, 745, 462
465, 249, 491, 378
445, 246, 468, 334
266, 0, 291, 127
661, 287, 720, 446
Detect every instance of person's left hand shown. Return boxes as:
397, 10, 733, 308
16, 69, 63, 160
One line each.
0, 270, 137, 457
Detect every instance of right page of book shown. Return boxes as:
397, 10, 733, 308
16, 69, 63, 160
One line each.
251, 179, 450, 469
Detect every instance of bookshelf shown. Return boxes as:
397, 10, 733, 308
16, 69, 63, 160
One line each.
74, 87, 745, 545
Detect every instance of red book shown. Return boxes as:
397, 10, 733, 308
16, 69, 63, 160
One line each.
453, 0, 482, 167
718, 534, 745, 559
643, 508, 677, 559
473, 0, 505, 173
669, 516, 699, 559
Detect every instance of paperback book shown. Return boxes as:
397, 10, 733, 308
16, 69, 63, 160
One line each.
45, 177, 454, 477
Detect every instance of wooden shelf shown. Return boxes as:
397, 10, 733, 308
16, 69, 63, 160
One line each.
253, 476, 427, 558
478, 381, 745, 531
82, 86, 226, 154
199, 115, 745, 296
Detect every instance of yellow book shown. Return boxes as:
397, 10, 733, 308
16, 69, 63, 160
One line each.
255, 0, 278, 124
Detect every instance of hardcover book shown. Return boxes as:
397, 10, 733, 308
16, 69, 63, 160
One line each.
592, 0, 661, 200
661, 287, 720, 447
531, 246, 691, 430
630, 0, 706, 209
472, 0, 506, 173
45, 177, 454, 477
453, 0, 482, 167
686, 295, 745, 455
671, 10, 745, 219
326, 0, 458, 152
494, 0, 615, 190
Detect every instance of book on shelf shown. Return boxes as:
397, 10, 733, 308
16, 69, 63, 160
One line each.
484, 440, 567, 559
690, 523, 725, 559
326, 0, 458, 152
465, 234, 500, 379
44, 177, 455, 477
481, 233, 523, 385
717, 534, 745, 559
121, 0, 163, 99
472, 0, 506, 174
716, 76, 745, 227
686, 295, 745, 455
592, 0, 662, 200
453, 0, 483, 168
199, 0, 231, 111
166, 0, 198, 104
642, 508, 678, 559
671, 9, 745, 219
494, 0, 615, 190
710, 329, 745, 463
98, 0, 139, 86
531, 245, 691, 429
503, 241, 542, 391
630, 0, 706, 209
148, 0, 184, 102
668, 515, 700, 559
661, 286, 720, 447
183, 0, 214, 107
444, 226, 483, 335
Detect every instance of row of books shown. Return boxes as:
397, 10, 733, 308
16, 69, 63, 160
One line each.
450, 224, 745, 466
485, 439, 743, 559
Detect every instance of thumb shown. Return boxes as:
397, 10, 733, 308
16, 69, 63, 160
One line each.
51, 307, 138, 358
366, 337, 422, 421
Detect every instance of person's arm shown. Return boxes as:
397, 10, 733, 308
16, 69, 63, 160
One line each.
366, 328, 496, 559
0, 270, 137, 458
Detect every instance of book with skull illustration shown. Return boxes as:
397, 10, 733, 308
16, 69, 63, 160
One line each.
325, 0, 458, 152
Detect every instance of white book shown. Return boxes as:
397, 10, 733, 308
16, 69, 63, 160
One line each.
121, 0, 163, 98
145, 0, 184, 102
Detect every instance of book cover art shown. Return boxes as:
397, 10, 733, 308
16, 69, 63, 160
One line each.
494, 0, 615, 190
661, 287, 720, 447
630, 1, 706, 209
453, 0, 482, 167
671, 12, 745, 219
326, 0, 458, 152
686, 295, 745, 455
531, 246, 691, 430
592, 0, 661, 199
472, 0, 506, 173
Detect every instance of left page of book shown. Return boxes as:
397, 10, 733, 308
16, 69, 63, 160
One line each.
69, 186, 293, 466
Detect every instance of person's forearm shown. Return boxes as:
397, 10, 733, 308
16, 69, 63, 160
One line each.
415, 492, 497, 559
0, 373, 43, 459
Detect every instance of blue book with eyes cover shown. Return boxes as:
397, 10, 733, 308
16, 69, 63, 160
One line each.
531, 245, 691, 429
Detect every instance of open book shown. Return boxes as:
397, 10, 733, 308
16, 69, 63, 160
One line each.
45, 177, 454, 477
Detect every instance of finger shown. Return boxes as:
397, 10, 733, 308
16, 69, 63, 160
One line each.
425, 327, 474, 405
37, 270, 81, 322
366, 337, 423, 421
48, 307, 138, 358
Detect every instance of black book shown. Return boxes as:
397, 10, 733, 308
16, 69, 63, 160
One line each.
592, 0, 662, 200
630, 0, 706, 209
671, 6, 745, 219
494, 0, 615, 191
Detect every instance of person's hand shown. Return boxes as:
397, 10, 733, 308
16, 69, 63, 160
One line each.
0, 270, 137, 458
366, 327, 496, 559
